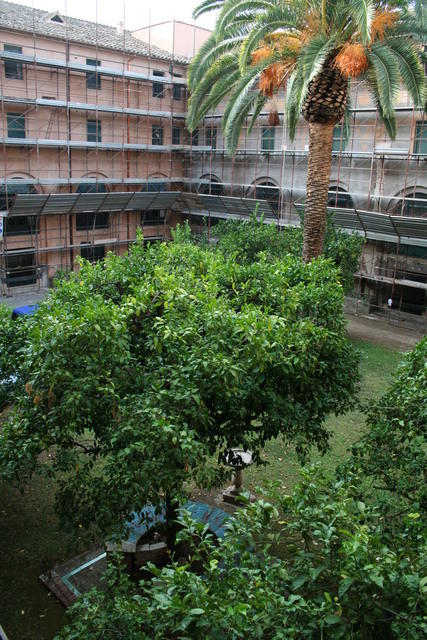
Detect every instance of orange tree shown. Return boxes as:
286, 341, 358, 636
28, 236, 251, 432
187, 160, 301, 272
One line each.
187, 0, 426, 261
0, 234, 358, 549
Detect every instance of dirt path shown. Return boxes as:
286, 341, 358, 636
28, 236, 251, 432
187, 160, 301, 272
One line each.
346, 314, 425, 351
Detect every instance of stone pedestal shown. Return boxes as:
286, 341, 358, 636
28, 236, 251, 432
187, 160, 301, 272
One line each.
222, 450, 255, 505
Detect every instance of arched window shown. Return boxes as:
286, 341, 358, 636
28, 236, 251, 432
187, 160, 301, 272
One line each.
251, 180, 280, 214
142, 181, 167, 192
0, 180, 39, 236
76, 182, 107, 194
402, 192, 426, 217
198, 175, 224, 196
75, 182, 109, 231
141, 179, 168, 225
327, 186, 354, 209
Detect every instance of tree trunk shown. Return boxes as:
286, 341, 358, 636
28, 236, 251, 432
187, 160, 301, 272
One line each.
165, 492, 179, 554
302, 122, 335, 262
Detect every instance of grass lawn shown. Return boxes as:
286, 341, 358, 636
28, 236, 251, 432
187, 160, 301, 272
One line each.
0, 338, 405, 640
244, 340, 404, 493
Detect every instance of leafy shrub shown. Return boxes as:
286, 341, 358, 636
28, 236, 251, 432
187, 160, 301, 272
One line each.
0, 304, 27, 410
57, 465, 426, 640
213, 213, 364, 294
350, 337, 427, 512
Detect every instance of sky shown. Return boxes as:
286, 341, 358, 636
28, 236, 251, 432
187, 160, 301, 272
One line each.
5, 0, 218, 30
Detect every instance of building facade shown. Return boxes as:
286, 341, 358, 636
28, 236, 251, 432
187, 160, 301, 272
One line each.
0, 0, 426, 323
0, 0, 193, 289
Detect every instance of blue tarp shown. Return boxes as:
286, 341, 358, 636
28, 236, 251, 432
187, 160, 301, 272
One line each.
11, 304, 39, 318
125, 500, 229, 545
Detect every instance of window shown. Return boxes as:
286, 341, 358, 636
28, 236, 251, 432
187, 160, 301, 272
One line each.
206, 127, 217, 150
252, 181, 279, 214
402, 192, 426, 217
332, 124, 346, 152
327, 186, 354, 209
152, 125, 163, 146
80, 243, 105, 262
75, 183, 109, 230
261, 127, 275, 152
142, 181, 167, 193
144, 210, 165, 225
191, 129, 199, 146
50, 14, 64, 23
5, 250, 36, 287
87, 119, 101, 143
198, 176, 224, 196
172, 74, 182, 100
76, 212, 109, 230
86, 58, 101, 90
4, 44, 23, 80
5, 215, 39, 236
0, 181, 37, 212
413, 121, 427, 155
7, 112, 25, 138
172, 127, 181, 145
152, 70, 164, 98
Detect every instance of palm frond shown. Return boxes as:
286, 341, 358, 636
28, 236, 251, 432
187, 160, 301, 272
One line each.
343, 80, 353, 144
367, 70, 397, 138
385, 37, 426, 108
366, 43, 400, 117
388, 16, 427, 40
300, 34, 333, 84
188, 34, 244, 90
222, 60, 272, 133
193, 0, 225, 19
247, 93, 268, 136
346, 0, 375, 44
285, 67, 306, 140
216, 0, 272, 36
187, 55, 240, 130
224, 90, 260, 154
238, 4, 302, 71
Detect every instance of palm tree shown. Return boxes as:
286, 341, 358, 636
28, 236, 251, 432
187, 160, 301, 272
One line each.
187, 0, 426, 261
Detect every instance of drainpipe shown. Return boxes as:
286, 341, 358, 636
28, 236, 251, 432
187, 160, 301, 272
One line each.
66, 39, 73, 271
126, 55, 137, 244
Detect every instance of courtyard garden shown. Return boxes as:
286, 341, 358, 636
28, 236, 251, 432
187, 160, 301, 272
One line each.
0, 218, 425, 639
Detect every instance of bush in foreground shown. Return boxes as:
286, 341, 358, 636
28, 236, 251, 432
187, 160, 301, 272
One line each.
58, 339, 426, 640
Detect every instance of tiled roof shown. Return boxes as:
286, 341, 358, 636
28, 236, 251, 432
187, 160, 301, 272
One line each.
0, 0, 190, 64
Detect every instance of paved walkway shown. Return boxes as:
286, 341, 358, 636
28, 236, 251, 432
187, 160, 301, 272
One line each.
0, 289, 49, 308
346, 313, 425, 351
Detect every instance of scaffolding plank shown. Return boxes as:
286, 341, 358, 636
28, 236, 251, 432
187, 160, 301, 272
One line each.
7, 194, 48, 215
358, 211, 396, 236
331, 209, 365, 232
72, 194, 108, 212
42, 195, 78, 214
390, 216, 427, 240
98, 193, 135, 212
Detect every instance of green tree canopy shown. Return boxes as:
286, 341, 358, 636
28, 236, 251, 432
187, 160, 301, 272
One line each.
212, 213, 364, 293
57, 337, 427, 640
0, 234, 358, 541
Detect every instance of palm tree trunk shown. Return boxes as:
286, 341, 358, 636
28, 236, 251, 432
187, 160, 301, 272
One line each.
302, 122, 334, 262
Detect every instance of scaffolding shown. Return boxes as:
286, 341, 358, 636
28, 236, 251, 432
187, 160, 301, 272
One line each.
0, 0, 425, 325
